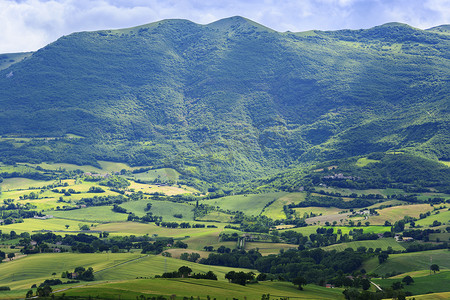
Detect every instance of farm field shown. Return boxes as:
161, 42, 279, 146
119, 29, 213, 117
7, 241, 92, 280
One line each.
322, 238, 404, 252
0, 252, 143, 290
0, 177, 51, 190
245, 242, 298, 255
0, 217, 95, 234
372, 270, 450, 296
415, 209, 450, 226
367, 204, 434, 225
55, 279, 345, 300
120, 199, 195, 221
199, 192, 289, 216
363, 249, 450, 275
51, 206, 129, 222
196, 211, 234, 222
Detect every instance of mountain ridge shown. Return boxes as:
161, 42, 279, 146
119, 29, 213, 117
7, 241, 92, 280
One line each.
0, 17, 448, 183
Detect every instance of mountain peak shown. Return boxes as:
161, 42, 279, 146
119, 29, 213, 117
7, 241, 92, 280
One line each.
207, 16, 275, 32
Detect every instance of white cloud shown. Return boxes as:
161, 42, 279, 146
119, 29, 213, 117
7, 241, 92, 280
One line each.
0, 0, 449, 53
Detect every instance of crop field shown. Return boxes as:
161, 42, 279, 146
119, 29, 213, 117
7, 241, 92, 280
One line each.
412, 292, 450, 299
55, 279, 345, 300
128, 181, 194, 195
51, 206, 128, 222
0, 217, 95, 234
322, 238, 404, 252
363, 249, 450, 275
120, 199, 195, 221
372, 270, 450, 296
262, 192, 307, 219
305, 211, 351, 225
294, 206, 343, 219
94, 222, 228, 240
325, 226, 391, 235
94, 254, 257, 281
245, 242, 298, 255
199, 192, 289, 216
196, 211, 234, 223
367, 204, 434, 225
415, 209, 450, 226
0, 252, 143, 290
0, 177, 51, 190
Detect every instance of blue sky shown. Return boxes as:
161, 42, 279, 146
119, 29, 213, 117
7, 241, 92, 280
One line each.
1, 0, 449, 53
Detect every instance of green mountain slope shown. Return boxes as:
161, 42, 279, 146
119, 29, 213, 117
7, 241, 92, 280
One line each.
0, 17, 449, 183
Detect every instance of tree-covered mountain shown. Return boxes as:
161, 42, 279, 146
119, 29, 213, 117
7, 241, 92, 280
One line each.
0, 17, 448, 183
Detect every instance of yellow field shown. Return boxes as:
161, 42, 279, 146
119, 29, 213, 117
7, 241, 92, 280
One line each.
128, 181, 195, 195
367, 204, 434, 225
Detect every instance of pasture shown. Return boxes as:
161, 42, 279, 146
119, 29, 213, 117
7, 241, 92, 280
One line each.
199, 192, 289, 216
51, 206, 128, 222
363, 249, 450, 275
372, 270, 450, 296
0, 217, 95, 234
120, 199, 195, 221
55, 279, 345, 300
415, 209, 450, 226
367, 204, 434, 225
245, 242, 298, 255
262, 192, 307, 219
322, 238, 404, 252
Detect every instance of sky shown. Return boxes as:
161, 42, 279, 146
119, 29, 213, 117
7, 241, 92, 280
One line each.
1, 0, 449, 53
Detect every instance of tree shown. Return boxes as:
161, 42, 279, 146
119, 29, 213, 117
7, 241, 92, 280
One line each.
402, 275, 414, 285
361, 278, 371, 290
292, 276, 307, 290
391, 281, 403, 290
36, 285, 52, 297
378, 252, 389, 264
25, 290, 33, 298
65, 225, 70, 229
7, 253, 15, 261
178, 266, 192, 277
430, 264, 440, 273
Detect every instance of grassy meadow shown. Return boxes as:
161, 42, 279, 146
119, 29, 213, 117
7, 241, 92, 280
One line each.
55, 279, 345, 300
363, 249, 450, 275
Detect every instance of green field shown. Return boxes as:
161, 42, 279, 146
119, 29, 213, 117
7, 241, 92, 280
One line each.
120, 199, 195, 221
363, 249, 450, 276
372, 270, 450, 296
0, 217, 95, 234
356, 157, 380, 167
199, 192, 289, 216
0, 177, 52, 190
55, 279, 345, 300
415, 209, 450, 226
51, 206, 129, 222
322, 238, 404, 252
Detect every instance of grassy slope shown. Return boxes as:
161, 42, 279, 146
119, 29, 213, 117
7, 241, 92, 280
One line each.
1, 18, 449, 183
372, 270, 450, 295
363, 249, 450, 275
199, 192, 289, 216
322, 238, 404, 252
120, 199, 195, 221
56, 279, 345, 300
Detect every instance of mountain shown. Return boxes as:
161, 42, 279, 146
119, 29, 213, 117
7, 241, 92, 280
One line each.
0, 17, 449, 183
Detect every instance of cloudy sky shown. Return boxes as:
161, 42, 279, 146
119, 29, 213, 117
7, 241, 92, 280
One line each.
1, 0, 449, 53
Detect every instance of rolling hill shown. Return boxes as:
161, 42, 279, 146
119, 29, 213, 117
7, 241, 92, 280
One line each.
0, 17, 449, 183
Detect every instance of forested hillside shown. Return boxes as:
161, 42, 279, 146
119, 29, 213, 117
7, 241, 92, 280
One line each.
0, 17, 449, 183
